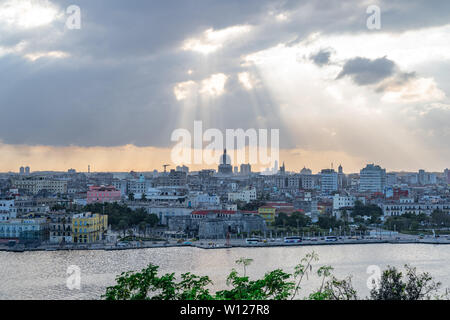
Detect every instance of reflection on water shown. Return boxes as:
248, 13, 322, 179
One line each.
0, 244, 449, 300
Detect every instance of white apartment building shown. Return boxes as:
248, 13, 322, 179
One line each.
228, 187, 257, 203
0, 217, 48, 240
332, 194, 356, 210
382, 201, 450, 217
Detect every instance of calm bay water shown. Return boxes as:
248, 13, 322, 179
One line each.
0, 244, 449, 300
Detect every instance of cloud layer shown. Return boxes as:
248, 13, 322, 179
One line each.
0, 0, 449, 172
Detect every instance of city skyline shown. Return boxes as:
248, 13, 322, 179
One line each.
5, 159, 449, 175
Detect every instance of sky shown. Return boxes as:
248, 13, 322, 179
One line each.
0, 0, 449, 173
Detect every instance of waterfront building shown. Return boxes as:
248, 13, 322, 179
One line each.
258, 206, 276, 224
382, 201, 450, 217
72, 212, 108, 244
168, 210, 266, 238
0, 217, 49, 244
49, 213, 73, 244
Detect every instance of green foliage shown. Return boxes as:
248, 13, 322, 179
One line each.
237, 200, 266, 211
235, 257, 253, 276
103, 252, 446, 301
317, 214, 341, 230
384, 213, 430, 232
215, 268, 294, 300
83, 202, 159, 230
431, 210, 450, 227
370, 265, 443, 300
103, 264, 214, 300
352, 201, 382, 223
274, 212, 311, 229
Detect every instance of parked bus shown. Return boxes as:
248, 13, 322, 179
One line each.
325, 236, 338, 242
246, 238, 260, 244
284, 236, 302, 243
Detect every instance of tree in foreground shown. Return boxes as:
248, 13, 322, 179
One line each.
103, 252, 446, 300
369, 265, 445, 300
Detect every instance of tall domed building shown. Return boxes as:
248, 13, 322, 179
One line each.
218, 149, 233, 175
300, 167, 312, 175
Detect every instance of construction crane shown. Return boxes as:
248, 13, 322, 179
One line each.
163, 164, 170, 173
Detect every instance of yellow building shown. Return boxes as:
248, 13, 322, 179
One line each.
72, 212, 108, 243
258, 206, 276, 225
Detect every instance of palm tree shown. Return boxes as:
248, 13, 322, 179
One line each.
118, 220, 128, 238
138, 222, 146, 238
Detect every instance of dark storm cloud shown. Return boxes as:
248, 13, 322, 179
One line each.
336, 57, 396, 85
309, 49, 332, 66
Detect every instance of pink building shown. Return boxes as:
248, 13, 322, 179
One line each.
87, 185, 121, 204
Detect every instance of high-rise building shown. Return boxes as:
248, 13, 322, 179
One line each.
25, 166, 30, 174
320, 169, 338, 194
359, 164, 386, 193
418, 169, 437, 185
19, 167, 25, 175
